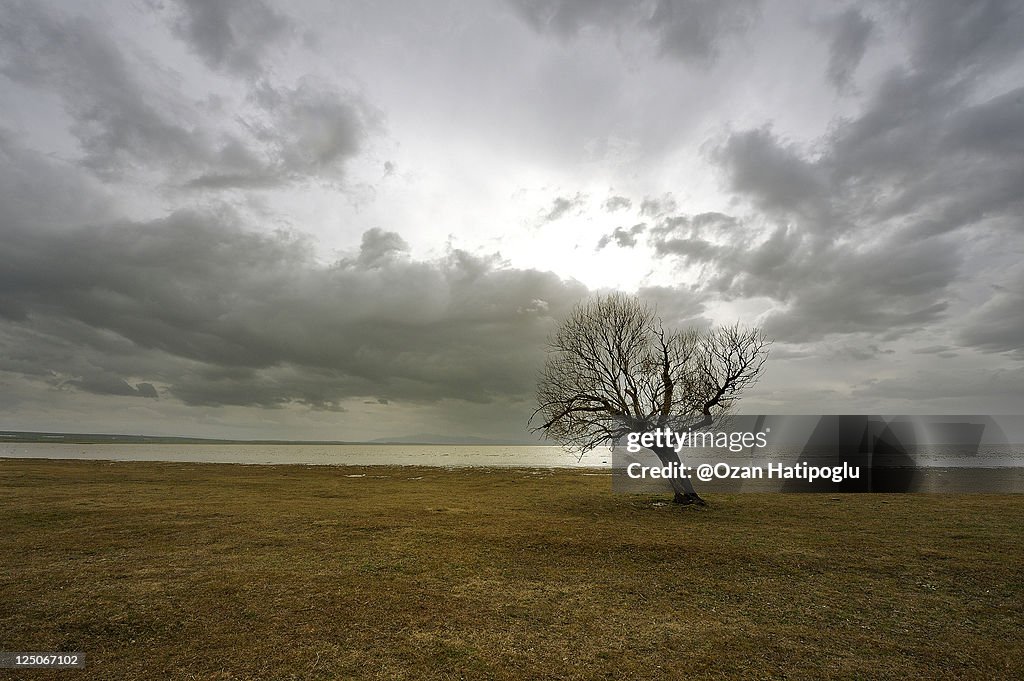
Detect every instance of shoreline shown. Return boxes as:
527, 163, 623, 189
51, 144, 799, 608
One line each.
4, 453, 1024, 468
4, 456, 1023, 494
0, 442, 610, 469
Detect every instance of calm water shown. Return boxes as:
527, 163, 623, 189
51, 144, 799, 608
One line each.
609, 444, 1024, 469
2, 442, 1022, 468
0, 442, 613, 468
4, 442, 1022, 492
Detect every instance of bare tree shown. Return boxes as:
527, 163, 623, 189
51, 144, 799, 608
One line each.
531, 293, 770, 505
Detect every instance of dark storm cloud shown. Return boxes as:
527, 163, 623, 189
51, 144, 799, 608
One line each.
820, 79, 1024, 242
957, 275, 1024, 359
823, 7, 874, 91
0, 2, 373, 187
712, 128, 826, 219
0, 1, 208, 176
652, 214, 961, 342
906, 0, 1024, 77
651, 234, 718, 262
180, 171, 283, 191
647, 0, 760, 64
66, 375, 158, 399
651, 219, 799, 299
0, 317, 166, 402
3, 0, 1023, 431
647, 212, 743, 268
647, 2, 1024, 346
0, 128, 115, 231
247, 79, 379, 179
507, 0, 761, 65
825, 343, 893, 362
850, 365, 1024, 403
167, 365, 352, 411
0, 142, 591, 408
0, 210, 590, 406
910, 345, 956, 356
180, 78, 378, 189
507, 0, 634, 37
168, 0, 292, 78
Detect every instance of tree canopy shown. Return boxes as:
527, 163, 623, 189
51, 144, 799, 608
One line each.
531, 293, 769, 503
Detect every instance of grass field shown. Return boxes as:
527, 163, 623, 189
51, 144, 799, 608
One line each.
2, 458, 1022, 680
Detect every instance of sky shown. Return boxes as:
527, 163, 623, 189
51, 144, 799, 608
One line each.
1, 0, 1023, 441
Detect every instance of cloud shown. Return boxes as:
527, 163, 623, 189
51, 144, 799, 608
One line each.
3, 0, 1023, 433
0, 1, 209, 176
542, 192, 586, 221
506, 0, 636, 37
639, 193, 677, 217
648, 209, 961, 342
65, 374, 159, 399
910, 345, 958, 359
180, 78, 378, 189
168, 0, 293, 78
596, 223, 646, 249
506, 0, 762, 66
905, 0, 1024, 78
0, 3, 374, 188
0, 128, 115, 230
603, 195, 632, 212
667, 3, 1024, 345
0, 141, 592, 408
712, 128, 826, 219
0, 209, 590, 407
646, 0, 761, 65
957, 272, 1024, 359
634, 285, 709, 329
240, 79, 380, 183
822, 7, 874, 91
356, 227, 411, 266
824, 342, 894, 362
850, 365, 1024, 404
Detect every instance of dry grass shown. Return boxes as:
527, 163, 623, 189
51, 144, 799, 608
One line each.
1, 458, 1022, 680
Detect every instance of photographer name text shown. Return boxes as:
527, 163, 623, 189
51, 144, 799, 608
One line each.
625, 461, 861, 483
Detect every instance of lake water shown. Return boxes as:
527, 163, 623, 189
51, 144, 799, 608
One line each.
2, 442, 1023, 469
4, 442, 1023, 492
0, 442, 613, 468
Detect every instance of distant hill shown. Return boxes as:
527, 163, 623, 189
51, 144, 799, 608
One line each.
368, 433, 532, 445
0, 430, 547, 446
0, 431, 353, 445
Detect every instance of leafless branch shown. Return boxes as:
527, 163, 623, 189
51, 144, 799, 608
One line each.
530, 294, 771, 452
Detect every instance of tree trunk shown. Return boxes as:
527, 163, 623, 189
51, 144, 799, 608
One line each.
650, 445, 706, 506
